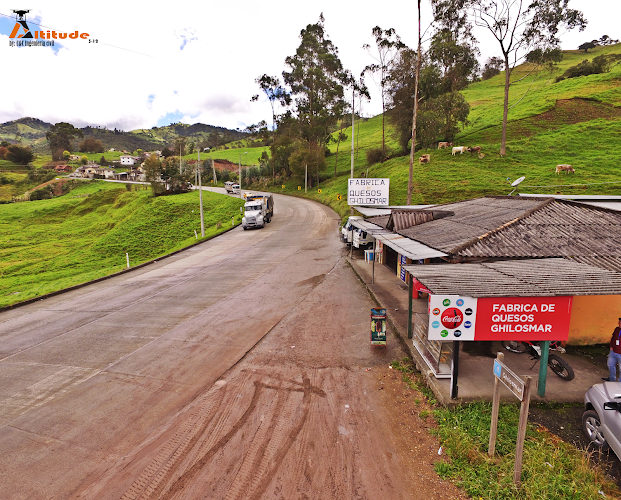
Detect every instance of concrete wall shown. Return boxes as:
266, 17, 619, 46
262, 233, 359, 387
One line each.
568, 295, 621, 345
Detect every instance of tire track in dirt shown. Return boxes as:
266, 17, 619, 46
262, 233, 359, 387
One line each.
115, 369, 327, 500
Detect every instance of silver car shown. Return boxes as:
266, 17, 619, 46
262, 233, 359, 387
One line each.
583, 381, 621, 456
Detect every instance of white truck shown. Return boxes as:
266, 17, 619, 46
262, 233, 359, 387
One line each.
340, 216, 373, 248
242, 194, 274, 229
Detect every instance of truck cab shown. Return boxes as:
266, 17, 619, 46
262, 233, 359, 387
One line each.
242, 194, 273, 229
340, 216, 373, 248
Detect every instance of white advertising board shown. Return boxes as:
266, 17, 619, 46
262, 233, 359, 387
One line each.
348, 178, 390, 206
428, 294, 478, 341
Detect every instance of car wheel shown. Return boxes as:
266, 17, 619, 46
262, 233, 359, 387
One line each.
582, 410, 609, 449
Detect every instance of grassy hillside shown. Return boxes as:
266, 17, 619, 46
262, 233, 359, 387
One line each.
232, 44, 621, 217
0, 181, 244, 307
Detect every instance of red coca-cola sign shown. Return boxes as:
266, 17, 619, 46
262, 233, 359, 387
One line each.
441, 307, 463, 328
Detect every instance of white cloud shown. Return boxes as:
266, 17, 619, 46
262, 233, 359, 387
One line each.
1, 0, 618, 132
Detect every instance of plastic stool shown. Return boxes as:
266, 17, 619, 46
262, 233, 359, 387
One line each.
364, 249, 374, 263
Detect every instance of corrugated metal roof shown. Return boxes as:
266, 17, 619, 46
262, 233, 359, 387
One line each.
353, 205, 435, 216
349, 218, 387, 234
378, 233, 448, 260
393, 197, 550, 253
404, 258, 621, 297
567, 256, 621, 274
348, 218, 447, 259
461, 201, 621, 258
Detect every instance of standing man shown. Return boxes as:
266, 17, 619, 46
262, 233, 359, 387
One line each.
605, 318, 621, 381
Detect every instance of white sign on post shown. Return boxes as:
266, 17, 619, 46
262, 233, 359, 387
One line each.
347, 178, 390, 206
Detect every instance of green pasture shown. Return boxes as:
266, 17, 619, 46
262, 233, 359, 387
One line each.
184, 147, 267, 166
0, 181, 244, 307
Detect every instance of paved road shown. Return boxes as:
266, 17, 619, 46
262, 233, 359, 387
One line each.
0, 193, 436, 499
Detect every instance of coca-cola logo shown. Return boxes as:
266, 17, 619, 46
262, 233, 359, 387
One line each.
441, 307, 463, 328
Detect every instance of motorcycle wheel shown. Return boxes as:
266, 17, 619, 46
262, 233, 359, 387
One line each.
501, 341, 527, 354
548, 353, 575, 381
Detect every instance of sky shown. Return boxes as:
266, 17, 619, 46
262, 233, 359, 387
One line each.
0, 0, 619, 133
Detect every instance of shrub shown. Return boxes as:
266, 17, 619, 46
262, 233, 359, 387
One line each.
366, 147, 387, 165
29, 185, 54, 201
556, 54, 621, 82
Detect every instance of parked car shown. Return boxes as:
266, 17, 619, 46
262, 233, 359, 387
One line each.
583, 381, 621, 457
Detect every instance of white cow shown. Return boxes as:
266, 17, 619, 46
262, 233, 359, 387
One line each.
452, 146, 470, 155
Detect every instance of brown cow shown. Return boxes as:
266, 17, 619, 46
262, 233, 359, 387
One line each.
555, 164, 575, 175
438, 141, 453, 149
469, 146, 482, 154
419, 154, 431, 164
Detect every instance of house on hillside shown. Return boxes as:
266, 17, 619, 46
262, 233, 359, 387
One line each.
120, 155, 137, 166
69, 155, 81, 161
54, 165, 72, 173
350, 196, 621, 378
95, 167, 115, 179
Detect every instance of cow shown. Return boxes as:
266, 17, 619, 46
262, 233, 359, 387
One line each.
555, 164, 575, 175
419, 154, 431, 164
469, 146, 482, 154
452, 146, 470, 155
438, 141, 453, 149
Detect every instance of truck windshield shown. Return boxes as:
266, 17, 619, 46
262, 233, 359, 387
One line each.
246, 205, 261, 212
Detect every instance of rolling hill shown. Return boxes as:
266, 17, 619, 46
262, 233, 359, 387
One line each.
0, 118, 250, 153
215, 43, 621, 216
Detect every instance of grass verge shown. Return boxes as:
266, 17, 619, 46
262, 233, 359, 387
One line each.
389, 359, 620, 500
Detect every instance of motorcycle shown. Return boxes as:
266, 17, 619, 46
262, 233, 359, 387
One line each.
501, 340, 575, 381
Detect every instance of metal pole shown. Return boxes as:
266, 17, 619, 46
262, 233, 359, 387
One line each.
198, 149, 204, 237
538, 341, 550, 397
514, 376, 532, 486
451, 341, 460, 399
372, 237, 376, 285
407, 274, 413, 339
351, 89, 354, 180
488, 352, 503, 457
239, 153, 242, 198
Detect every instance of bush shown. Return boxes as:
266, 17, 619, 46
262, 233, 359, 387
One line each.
29, 185, 54, 201
556, 54, 621, 82
366, 148, 387, 165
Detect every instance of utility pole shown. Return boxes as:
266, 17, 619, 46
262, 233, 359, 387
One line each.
239, 151, 247, 198
197, 148, 206, 237
407, 0, 422, 205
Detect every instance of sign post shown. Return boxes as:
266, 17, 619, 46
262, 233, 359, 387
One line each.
489, 352, 532, 487
371, 308, 387, 346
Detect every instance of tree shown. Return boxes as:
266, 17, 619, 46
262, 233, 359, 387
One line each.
578, 41, 597, 52
252, 74, 290, 135
80, 156, 88, 165
187, 142, 194, 155
46, 122, 83, 160
143, 155, 164, 195
5, 145, 34, 165
459, 0, 587, 155
387, 49, 441, 153
428, 29, 479, 93
481, 56, 504, 80
0, 146, 7, 160
79, 137, 104, 153
63, 150, 71, 160
282, 14, 350, 177
362, 26, 406, 152
332, 123, 347, 177
161, 147, 175, 158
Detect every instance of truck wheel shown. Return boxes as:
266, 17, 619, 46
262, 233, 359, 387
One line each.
243, 226, 247, 230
